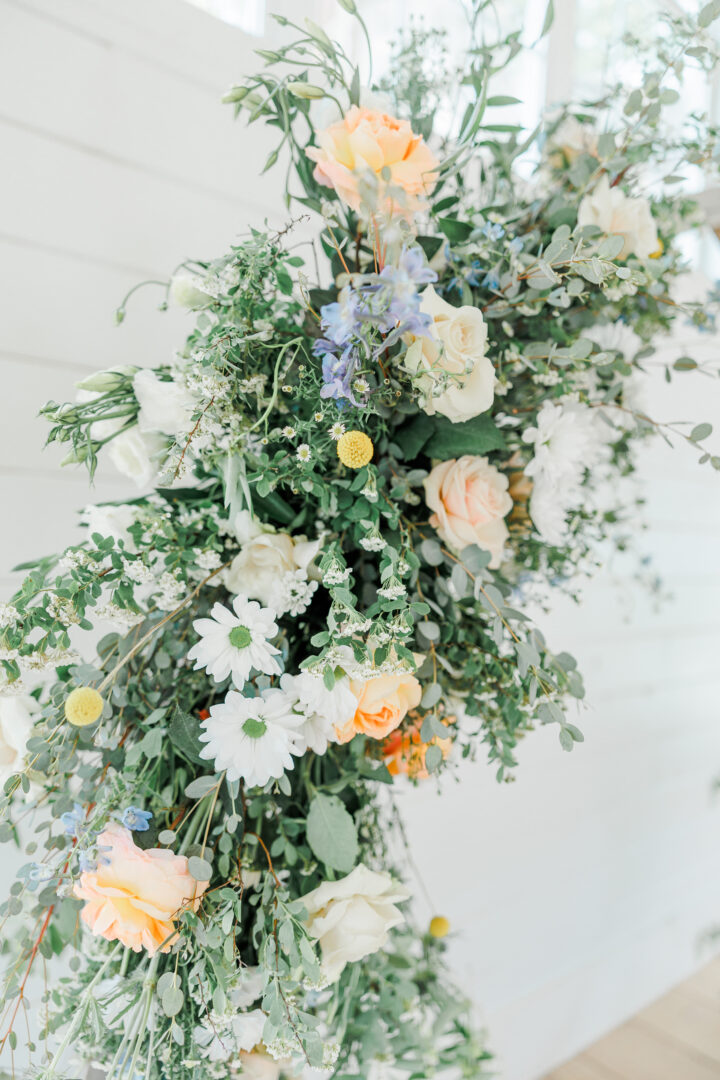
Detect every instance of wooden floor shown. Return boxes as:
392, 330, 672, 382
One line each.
543, 956, 720, 1080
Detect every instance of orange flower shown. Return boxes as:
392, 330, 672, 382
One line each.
334, 672, 422, 744
382, 717, 453, 779
306, 106, 439, 215
74, 824, 209, 954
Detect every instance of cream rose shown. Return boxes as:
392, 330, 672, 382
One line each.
306, 105, 439, 215
405, 285, 495, 423
224, 515, 321, 609
0, 693, 37, 786
423, 456, 513, 569
302, 864, 410, 982
577, 175, 659, 260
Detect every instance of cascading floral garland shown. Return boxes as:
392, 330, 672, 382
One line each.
1, 2, 720, 1078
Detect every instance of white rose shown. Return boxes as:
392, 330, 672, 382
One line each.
133, 369, 196, 437
302, 864, 410, 982
169, 272, 213, 310
577, 175, 659, 260
82, 503, 138, 552
107, 427, 166, 488
224, 531, 321, 607
405, 285, 495, 423
0, 694, 38, 785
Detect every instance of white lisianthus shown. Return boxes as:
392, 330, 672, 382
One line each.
199, 687, 304, 787
188, 596, 281, 687
302, 864, 410, 983
107, 427, 166, 488
0, 693, 38, 786
224, 517, 322, 612
228, 967, 265, 1009
82, 503, 139, 552
133, 369, 197, 438
523, 400, 611, 544
404, 285, 495, 423
170, 271, 213, 310
577, 175, 659, 260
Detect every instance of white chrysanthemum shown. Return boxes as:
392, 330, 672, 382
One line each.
280, 671, 356, 755
584, 321, 642, 359
523, 400, 611, 544
199, 688, 304, 787
188, 596, 281, 687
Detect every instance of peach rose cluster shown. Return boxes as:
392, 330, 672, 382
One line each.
74, 824, 209, 954
306, 105, 439, 215
334, 671, 422, 744
383, 717, 453, 780
424, 455, 513, 569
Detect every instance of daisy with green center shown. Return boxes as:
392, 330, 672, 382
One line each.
296, 444, 312, 463
199, 687, 305, 787
188, 595, 281, 687
328, 422, 345, 441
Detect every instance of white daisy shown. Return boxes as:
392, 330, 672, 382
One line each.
281, 670, 356, 755
188, 596, 281, 687
199, 688, 304, 787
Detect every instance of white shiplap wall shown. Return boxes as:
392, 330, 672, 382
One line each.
2, 3, 720, 1080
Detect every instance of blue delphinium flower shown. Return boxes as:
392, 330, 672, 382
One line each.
315, 246, 437, 404
78, 851, 97, 873
482, 221, 505, 242
120, 806, 152, 832
60, 802, 86, 838
508, 236, 524, 255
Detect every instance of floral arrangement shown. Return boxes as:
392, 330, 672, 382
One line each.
2, 2, 720, 1078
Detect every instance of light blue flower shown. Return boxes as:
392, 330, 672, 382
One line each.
120, 806, 152, 832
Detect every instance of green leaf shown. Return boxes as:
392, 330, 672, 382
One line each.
306, 793, 358, 872
162, 987, 185, 1017
184, 775, 219, 800
425, 744, 443, 772
188, 856, 213, 881
539, 0, 554, 38
424, 414, 506, 459
168, 707, 207, 766
437, 217, 474, 243
690, 423, 712, 442
699, 0, 720, 28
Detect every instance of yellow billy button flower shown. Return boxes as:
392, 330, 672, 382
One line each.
65, 686, 104, 727
429, 915, 450, 939
649, 238, 664, 259
337, 430, 373, 469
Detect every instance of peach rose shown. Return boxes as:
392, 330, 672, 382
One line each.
424, 455, 512, 568
382, 717, 453, 779
75, 824, 209, 954
306, 106, 439, 215
334, 671, 422, 744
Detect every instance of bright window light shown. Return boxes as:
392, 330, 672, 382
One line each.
183, 0, 266, 35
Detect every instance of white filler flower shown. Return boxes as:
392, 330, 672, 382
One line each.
188, 596, 281, 687
281, 670, 357, 755
199, 688, 304, 787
